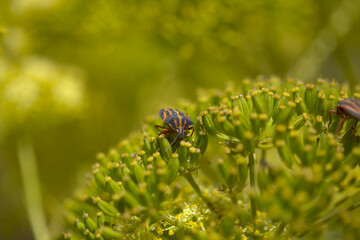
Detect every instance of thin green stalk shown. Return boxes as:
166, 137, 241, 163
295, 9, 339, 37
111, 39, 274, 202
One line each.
249, 153, 257, 222
183, 172, 217, 214
18, 137, 50, 240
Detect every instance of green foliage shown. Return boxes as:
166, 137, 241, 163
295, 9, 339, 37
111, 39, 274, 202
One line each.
61, 78, 360, 239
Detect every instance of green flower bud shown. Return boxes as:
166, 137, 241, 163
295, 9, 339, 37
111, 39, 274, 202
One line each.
137, 150, 148, 166
251, 90, 266, 114
110, 162, 121, 180
93, 169, 106, 191
304, 83, 315, 112
275, 139, 293, 167
243, 130, 255, 153
265, 91, 275, 118
273, 93, 290, 120
94, 231, 104, 240
178, 140, 189, 167
274, 101, 296, 124
250, 113, 260, 135
218, 159, 236, 189
84, 229, 95, 240
159, 134, 172, 161
200, 111, 218, 136
62, 232, 74, 240
155, 164, 168, 185
303, 144, 315, 166
133, 163, 145, 184
314, 90, 325, 116
233, 120, 247, 142
293, 94, 308, 115
250, 113, 267, 135
219, 115, 236, 136
240, 94, 252, 118
123, 176, 140, 199
232, 95, 251, 125
289, 113, 307, 130
104, 176, 122, 194
120, 153, 132, 168
245, 94, 254, 112
74, 219, 86, 234
323, 94, 337, 122
96, 211, 105, 228
289, 130, 304, 160
138, 182, 152, 207
303, 124, 317, 144
94, 198, 118, 217
196, 130, 208, 154
237, 156, 248, 188
189, 147, 201, 168
313, 115, 324, 133
83, 212, 97, 233
144, 166, 156, 194
167, 154, 180, 184
210, 108, 226, 134
143, 137, 154, 155
99, 226, 123, 239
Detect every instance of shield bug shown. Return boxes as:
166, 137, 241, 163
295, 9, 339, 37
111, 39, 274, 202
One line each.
156, 108, 195, 148
329, 97, 360, 134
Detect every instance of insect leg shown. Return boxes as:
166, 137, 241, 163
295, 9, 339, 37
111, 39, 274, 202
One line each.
155, 125, 168, 130
335, 117, 346, 135
187, 126, 195, 136
155, 125, 176, 138
165, 134, 179, 151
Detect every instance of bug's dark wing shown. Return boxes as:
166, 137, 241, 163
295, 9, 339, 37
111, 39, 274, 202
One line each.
159, 108, 177, 120
339, 98, 360, 120
177, 110, 194, 128
163, 115, 179, 131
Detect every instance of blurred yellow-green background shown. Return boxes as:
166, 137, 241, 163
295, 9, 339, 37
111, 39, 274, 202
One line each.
1, 0, 360, 239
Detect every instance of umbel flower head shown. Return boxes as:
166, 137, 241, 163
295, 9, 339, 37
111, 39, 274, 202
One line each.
61, 78, 360, 240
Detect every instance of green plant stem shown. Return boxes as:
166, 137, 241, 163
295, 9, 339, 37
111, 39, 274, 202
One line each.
183, 172, 217, 214
249, 153, 257, 222
18, 137, 50, 240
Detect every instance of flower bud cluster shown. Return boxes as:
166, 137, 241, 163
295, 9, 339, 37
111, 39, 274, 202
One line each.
62, 78, 360, 239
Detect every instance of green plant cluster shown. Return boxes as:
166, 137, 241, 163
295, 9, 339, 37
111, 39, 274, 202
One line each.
61, 78, 360, 240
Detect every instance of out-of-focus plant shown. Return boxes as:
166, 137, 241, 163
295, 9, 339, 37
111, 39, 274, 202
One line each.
0, 56, 85, 135
0, 54, 86, 240
0, 56, 85, 136
60, 78, 360, 239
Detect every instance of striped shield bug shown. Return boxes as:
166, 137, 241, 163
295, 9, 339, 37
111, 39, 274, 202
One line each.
329, 97, 360, 134
156, 108, 195, 149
